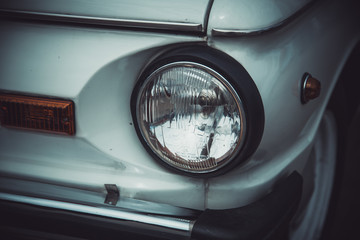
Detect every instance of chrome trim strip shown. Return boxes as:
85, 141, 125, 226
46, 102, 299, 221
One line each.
0, 9, 203, 33
0, 192, 193, 237
203, 0, 214, 33
211, 0, 316, 37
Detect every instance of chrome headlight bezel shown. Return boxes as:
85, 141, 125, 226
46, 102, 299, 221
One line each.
131, 45, 264, 177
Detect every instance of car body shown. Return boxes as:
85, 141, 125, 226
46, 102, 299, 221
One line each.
0, 0, 359, 239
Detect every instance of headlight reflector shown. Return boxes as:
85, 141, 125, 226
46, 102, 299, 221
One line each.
136, 62, 246, 173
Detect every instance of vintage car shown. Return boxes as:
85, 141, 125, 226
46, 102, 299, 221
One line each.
0, 0, 359, 239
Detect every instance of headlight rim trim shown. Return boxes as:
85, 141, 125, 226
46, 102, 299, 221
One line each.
135, 61, 247, 174
131, 45, 265, 178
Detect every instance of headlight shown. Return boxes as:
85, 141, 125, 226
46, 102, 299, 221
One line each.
136, 61, 245, 173
132, 46, 264, 177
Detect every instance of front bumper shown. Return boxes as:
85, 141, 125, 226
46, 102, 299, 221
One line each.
0, 171, 302, 240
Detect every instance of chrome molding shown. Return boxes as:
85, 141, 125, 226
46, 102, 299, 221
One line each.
0, 192, 193, 238
211, 0, 316, 37
0, 177, 199, 239
0, 9, 203, 33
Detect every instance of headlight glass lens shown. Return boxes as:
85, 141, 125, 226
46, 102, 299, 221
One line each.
136, 62, 246, 173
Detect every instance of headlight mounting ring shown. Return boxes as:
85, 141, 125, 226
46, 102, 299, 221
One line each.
131, 45, 264, 177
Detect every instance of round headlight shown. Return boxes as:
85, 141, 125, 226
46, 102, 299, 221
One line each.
132, 46, 264, 176
136, 62, 245, 173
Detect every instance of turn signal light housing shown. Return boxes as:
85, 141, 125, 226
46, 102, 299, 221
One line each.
0, 93, 75, 135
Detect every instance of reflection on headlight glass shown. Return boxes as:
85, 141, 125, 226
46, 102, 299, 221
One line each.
138, 63, 245, 172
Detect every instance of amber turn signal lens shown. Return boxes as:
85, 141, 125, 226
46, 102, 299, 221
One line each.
0, 93, 75, 135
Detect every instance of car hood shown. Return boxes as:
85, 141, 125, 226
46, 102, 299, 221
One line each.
1, 0, 312, 36
0, 0, 211, 33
